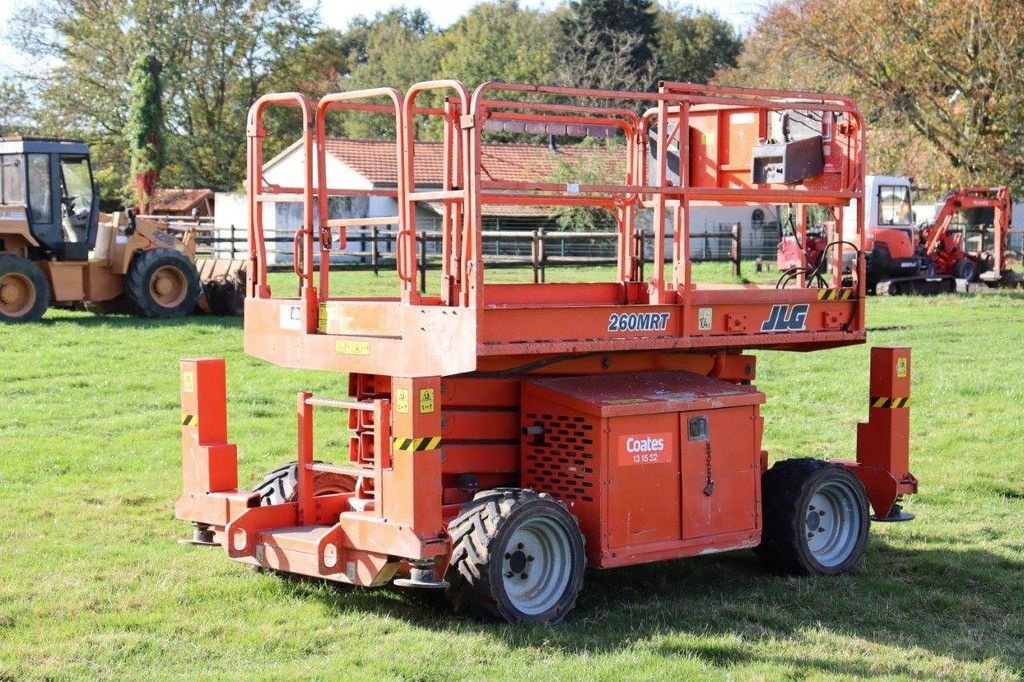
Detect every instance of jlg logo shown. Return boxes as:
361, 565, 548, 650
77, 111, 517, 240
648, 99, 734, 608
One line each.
760, 304, 809, 332
618, 432, 673, 466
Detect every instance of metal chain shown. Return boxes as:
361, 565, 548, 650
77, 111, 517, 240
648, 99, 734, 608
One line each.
703, 440, 714, 496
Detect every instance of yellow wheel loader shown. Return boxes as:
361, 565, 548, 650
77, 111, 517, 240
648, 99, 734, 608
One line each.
0, 137, 243, 322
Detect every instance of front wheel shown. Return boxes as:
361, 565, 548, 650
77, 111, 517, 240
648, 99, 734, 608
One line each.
758, 458, 869, 576
125, 248, 201, 318
447, 488, 586, 623
0, 254, 50, 323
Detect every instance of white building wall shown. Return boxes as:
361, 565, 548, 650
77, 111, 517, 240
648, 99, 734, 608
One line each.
212, 191, 249, 259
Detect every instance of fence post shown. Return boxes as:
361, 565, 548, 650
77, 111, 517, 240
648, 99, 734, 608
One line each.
419, 232, 427, 294
230, 223, 237, 259
731, 222, 742, 278
538, 227, 546, 283
371, 224, 379, 276
634, 230, 644, 282
531, 228, 540, 284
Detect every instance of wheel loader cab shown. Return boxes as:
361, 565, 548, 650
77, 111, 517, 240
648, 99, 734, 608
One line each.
0, 137, 99, 261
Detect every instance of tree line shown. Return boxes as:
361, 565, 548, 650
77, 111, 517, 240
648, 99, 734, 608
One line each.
1, 0, 1020, 206
0, 0, 738, 205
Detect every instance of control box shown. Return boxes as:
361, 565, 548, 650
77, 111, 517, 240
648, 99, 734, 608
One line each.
520, 371, 765, 568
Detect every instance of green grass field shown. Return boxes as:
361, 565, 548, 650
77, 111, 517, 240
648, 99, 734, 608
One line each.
2, 265, 1023, 679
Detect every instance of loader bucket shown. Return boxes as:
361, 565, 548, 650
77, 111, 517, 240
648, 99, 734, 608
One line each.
195, 258, 247, 316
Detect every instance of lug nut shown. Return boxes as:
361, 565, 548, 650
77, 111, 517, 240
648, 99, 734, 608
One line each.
520, 573, 528, 579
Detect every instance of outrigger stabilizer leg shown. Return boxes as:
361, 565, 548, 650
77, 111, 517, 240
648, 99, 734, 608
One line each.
834, 346, 918, 522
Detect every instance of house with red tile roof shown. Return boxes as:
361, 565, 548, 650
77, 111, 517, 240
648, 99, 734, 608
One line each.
151, 188, 213, 217
264, 137, 626, 221
213, 138, 784, 265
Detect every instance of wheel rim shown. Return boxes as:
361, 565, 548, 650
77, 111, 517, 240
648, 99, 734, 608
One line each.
0, 272, 35, 317
501, 516, 572, 616
805, 480, 861, 567
150, 265, 188, 308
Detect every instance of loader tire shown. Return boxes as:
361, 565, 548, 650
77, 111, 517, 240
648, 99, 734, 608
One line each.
952, 257, 977, 282
125, 248, 200, 318
758, 458, 869, 576
446, 488, 586, 624
253, 461, 355, 506
0, 254, 49, 322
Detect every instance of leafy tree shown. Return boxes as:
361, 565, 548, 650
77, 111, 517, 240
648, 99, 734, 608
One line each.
340, 9, 445, 140
558, 0, 659, 90
437, 1, 557, 89
125, 54, 164, 212
0, 74, 35, 135
654, 4, 741, 84
6, 0, 322, 201
719, 0, 1024, 192
549, 141, 626, 230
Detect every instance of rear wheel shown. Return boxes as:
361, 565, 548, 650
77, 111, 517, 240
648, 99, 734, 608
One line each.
0, 254, 49, 323
252, 461, 356, 506
758, 458, 869, 576
125, 248, 200, 318
953, 257, 977, 282
447, 488, 586, 623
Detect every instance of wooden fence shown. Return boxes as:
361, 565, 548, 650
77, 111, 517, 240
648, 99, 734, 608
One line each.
142, 214, 744, 291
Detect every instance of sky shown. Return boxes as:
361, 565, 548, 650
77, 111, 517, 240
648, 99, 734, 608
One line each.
0, 0, 761, 70
312, 0, 760, 32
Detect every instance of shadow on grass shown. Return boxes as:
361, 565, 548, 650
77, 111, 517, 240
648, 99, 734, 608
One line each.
36, 311, 242, 330
266, 538, 1024, 676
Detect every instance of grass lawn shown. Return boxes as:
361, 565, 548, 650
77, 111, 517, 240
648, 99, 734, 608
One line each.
1, 264, 1023, 679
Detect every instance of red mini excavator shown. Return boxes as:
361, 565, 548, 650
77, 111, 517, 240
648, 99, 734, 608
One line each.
919, 186, 1014, 285
855, 180, 1020, 294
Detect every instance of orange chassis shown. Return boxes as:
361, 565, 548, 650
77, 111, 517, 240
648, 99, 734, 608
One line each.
176, 80, 916, 592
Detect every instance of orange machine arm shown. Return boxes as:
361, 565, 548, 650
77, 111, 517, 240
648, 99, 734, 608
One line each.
922, 187, 1011, 272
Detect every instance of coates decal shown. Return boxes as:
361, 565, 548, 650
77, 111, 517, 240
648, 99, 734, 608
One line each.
617, 432, 674, 466
608, 312, 671, 333
760, 304, 809, 333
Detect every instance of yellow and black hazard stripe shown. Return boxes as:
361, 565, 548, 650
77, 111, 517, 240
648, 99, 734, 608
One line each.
181, 413, 198, 426
392, 436, 443, 451
817, 288, 854, 301
871, 396, 911, 409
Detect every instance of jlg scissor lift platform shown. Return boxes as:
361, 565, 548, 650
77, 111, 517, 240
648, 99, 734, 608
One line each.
176, 80, 917, 623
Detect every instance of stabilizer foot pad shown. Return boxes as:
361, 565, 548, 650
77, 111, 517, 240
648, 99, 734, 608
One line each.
393, 577, 450, 589
178, 537, 220, 546
872, 504, 915, 522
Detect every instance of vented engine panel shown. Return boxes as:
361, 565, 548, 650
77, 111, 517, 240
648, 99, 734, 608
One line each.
521, 371, 766, 569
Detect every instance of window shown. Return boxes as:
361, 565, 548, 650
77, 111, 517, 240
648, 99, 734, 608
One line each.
0, 155, 25, 204
60, 156, 94, 215
877, 184, 912, 226
27, 154, 52, 224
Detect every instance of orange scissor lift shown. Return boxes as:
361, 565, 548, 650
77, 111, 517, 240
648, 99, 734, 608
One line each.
176, 80, 917, 623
